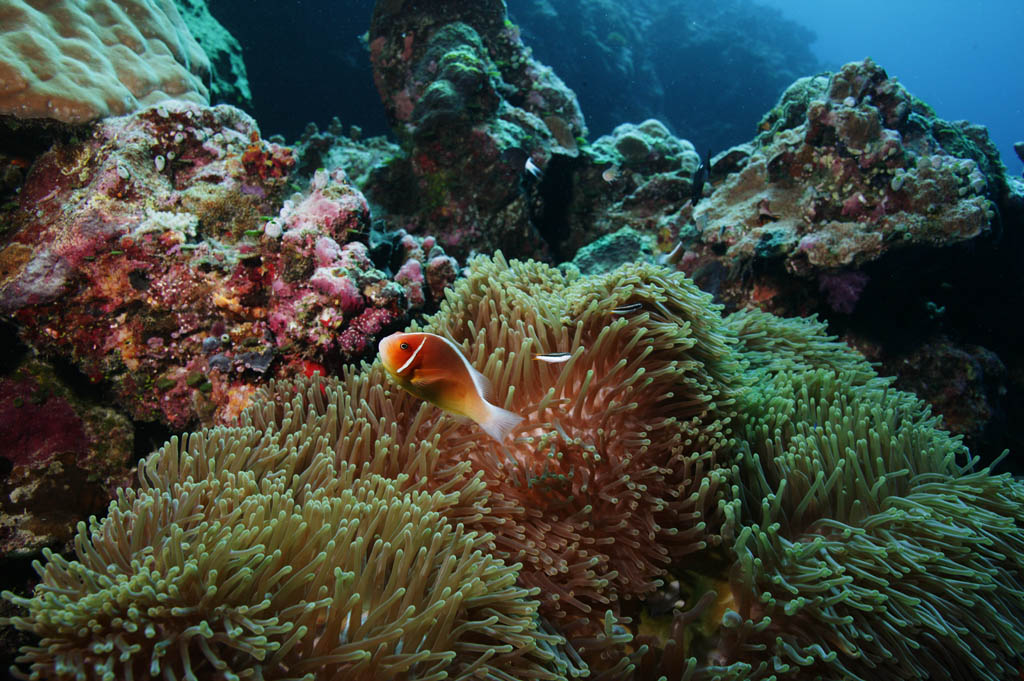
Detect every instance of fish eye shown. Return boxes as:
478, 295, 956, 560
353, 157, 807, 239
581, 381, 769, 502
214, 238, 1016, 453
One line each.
400, 342, 409, 350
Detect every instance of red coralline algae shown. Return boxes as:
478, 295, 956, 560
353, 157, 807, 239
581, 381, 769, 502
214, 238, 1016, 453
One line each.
425, 254, 459, 299
335, 306, 402, 356
0, 378, 86, 469
0, 358, 133, 556
0, 102, 459, 429
240, 131, 294, 180
395, 259, 425, 307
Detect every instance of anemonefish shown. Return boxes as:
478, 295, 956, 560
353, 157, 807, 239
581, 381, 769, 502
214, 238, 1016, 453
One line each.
378, 331, 524, 442
611, 302, 644, 315
533, 352, 572, 363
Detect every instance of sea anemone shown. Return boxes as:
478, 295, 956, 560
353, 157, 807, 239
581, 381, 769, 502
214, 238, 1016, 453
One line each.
259, 253, 746, 672
2, 400, 564, 681
722, 367, 1024, 680
364, 253, 744, 670
636, 311, 1024, 680
8, 257, 1024, 681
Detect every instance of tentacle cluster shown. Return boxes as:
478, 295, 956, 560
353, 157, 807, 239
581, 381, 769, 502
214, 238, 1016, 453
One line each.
6, 256, 1024, 681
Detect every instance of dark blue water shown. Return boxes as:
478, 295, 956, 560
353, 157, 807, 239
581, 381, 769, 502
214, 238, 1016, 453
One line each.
756, 0, 1023, 174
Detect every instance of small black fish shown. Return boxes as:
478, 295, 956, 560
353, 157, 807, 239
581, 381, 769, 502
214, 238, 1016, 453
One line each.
691, 148, 712, 205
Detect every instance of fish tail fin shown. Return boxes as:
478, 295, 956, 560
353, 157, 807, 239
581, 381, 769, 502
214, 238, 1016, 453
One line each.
479, 402, 524, 442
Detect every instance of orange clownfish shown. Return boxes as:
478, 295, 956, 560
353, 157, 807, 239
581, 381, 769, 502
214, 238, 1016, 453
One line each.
378, 331, 524, 442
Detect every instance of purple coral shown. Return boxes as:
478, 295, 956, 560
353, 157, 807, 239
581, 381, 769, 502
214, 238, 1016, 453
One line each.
395, 259, 425, 307
818, 270, 870, 314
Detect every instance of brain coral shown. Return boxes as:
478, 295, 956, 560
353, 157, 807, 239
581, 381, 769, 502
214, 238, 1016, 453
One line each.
5, 256, 1024, 680
0, 0, 209, 122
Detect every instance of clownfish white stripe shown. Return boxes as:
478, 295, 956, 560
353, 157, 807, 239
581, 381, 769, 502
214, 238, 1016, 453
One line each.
396, 336, 428, 375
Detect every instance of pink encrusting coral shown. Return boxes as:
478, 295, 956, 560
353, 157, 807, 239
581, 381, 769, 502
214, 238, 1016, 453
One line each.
0, 101, 459, 429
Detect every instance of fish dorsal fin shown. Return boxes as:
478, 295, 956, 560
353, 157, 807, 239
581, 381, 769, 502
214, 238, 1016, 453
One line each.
467, 362, 492, 402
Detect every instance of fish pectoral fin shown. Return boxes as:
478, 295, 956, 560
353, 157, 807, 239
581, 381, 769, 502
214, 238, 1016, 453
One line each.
409, 369, 449, 387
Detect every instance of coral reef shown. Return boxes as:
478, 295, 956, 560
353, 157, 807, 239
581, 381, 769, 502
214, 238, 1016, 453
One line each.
0, 0, 209, 123
556, 119, 702, 262
7, 256, 1024, 680
0, 0, 1022, 676
625, 58, 1020, 469
367, 0, 586, 260
676, 59, 1002, 314
291, 117, 401, 188
0, 101, 458, 429
568, 226, 656, 276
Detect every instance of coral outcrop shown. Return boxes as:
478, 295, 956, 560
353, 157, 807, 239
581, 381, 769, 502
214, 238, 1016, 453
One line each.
0, 101, 458, 429
556, 119, 703, 262
367, 0, 586, 260
678, 59, 1003, 315
7, 256, 1024, 680
291, 117, 401, 188
0, 0, 209, 123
